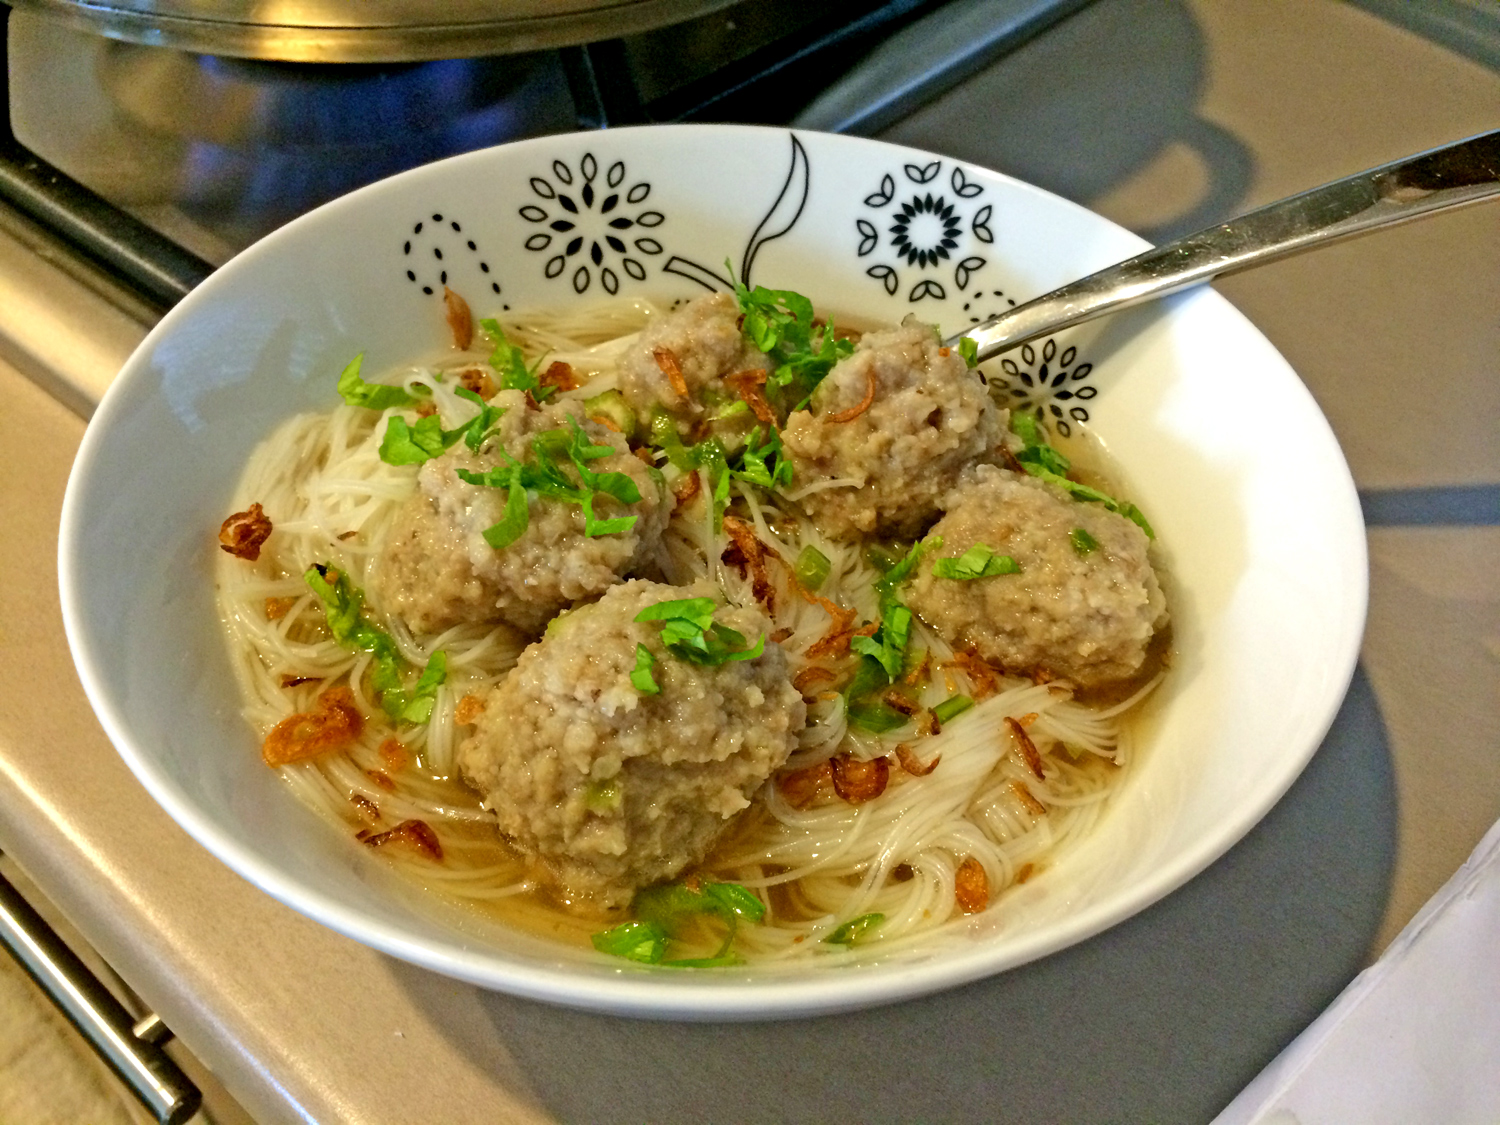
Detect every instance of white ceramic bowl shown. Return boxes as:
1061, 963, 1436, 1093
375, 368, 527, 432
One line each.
59, 125, 1366, 1019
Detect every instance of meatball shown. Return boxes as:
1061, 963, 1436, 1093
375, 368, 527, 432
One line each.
458, 579, 805, 910
907, 464, 1167, 688
782, 318, 1007, 539
372, 390, 670, 635
617, 293, 768, 423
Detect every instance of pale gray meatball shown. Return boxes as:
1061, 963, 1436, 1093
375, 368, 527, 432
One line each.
372, 390, 670, 635
907, 464, 1167, 688
617, 293, 767, 423
782, 318, 1007, 539
458, 579, 805, 911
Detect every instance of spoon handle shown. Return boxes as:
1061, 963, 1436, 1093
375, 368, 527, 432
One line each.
955, 128, 1500, 360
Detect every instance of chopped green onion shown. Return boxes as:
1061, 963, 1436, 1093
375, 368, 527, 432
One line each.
590, 920, 670, 964
843, 655, 889, 704
584, 389, 638, 440
650, 411, 697, 472
380, 650, 447, 725
1069, 527, 1100, 555
699, 881, 767, 923
932, 694, 975, 724
378, 391, 507, 468
864, 544, 899, 575
826, 913, 885, 946
379, 414, 457, 466
794, 545, 832, 592
591, 879, 766, 966
956, 337, 979, 368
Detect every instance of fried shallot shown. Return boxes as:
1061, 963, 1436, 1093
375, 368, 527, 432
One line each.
946, 649, 1000, 699
721, 515, 778, 613
896, 743, 941, 777
955, 857, 989, 913
219, 502, 273, 561
672, 470, 702, 505
824, 368, 876, 423
540, 360, 582, 393
1005, 716, 1047, 781
830, 753, 890, 803
724, 367, 777, 425
454, 694, 486, 725
264, 596, 297, 621
356, 818, 444, 861
1010, 780, 1047, 816
792, 666, 837, 695
457, 366, 497, 400
653, 347, 689, 398
379, 737, 410, 772
443, 286, 474, 350
262, 686, 363, 767
778, 760, 833, 810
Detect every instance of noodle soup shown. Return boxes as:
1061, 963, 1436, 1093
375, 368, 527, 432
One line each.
216, 290, 1167, 966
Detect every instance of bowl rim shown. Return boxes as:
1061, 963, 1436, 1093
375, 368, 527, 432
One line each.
58, 122, 1369, 1019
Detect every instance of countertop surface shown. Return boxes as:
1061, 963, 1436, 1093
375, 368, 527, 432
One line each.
0, 0, 1496, 1121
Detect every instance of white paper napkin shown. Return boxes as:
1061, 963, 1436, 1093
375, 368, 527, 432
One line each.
1214, 815, 1500, 1124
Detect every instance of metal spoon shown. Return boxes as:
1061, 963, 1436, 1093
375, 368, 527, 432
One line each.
953, 128, 1500, 360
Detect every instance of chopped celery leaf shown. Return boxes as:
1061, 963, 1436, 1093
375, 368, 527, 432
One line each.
455, 417, 640, 546
479, 317, 555, 402
1010, 414, 1155, 539
1069, 527, 1100, 556
846, 698, 908, 733
848, 537, 943, 686
336, 354, 422, 411
932, 543, 1021, 580
635, 597, 764, 668
630, 644, 660, 695
303, 564, 445, 724
730, 264, 854, 409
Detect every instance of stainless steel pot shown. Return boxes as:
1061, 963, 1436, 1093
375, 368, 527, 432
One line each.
6, 0, 743, 61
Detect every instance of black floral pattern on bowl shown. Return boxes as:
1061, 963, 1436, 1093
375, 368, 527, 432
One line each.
857, 161, 990, 304
402, 213, 500, 299
989, 338, 1096, 437
519, 153, 664, 295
